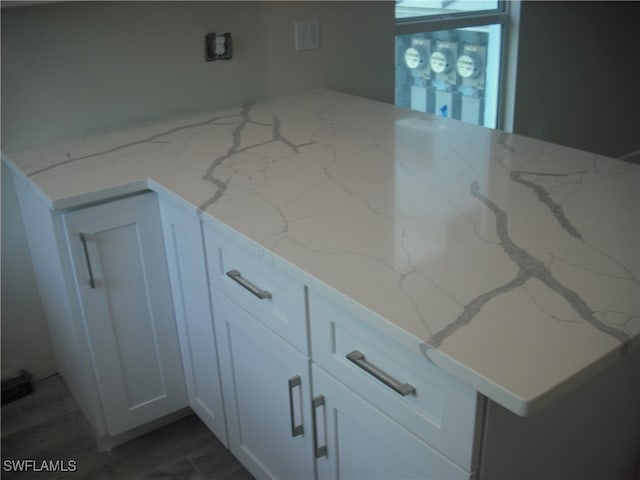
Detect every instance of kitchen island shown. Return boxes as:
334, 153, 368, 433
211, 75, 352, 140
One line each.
4, 89, 639, 478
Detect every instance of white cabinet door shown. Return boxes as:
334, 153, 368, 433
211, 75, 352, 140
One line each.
309, 291, 481, 471
160, 198, 227, 444
63, 193, 187, 436
202, 220, 308, 354
211, 289, 314, 480
313, 366, 472, 480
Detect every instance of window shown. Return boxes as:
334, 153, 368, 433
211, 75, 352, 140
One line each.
395, 0, 513, 129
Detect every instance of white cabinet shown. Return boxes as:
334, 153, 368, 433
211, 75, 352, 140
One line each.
160, 198, 227, 444
204, 224, 308, 354
62, 192, 187, 436
202, 220, 480, 480
312, 366, 472, 480
308, 290, 480, 479
308, 290, 482, 472
211, 289, 314, 480
203, 220, 314, 479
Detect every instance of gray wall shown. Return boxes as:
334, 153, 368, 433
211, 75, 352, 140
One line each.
513, 1, 640, 158
1, 1, 394, 151
0, 0, 394, 379
1, 162, 56, 380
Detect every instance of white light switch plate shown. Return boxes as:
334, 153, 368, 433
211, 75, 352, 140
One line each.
294, 20, 320, 51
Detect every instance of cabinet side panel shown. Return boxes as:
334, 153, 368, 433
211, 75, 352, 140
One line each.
11, 171, 106, 434
1, 161, 55, 380
480, 346, 640, 480
160, 197, 228, 444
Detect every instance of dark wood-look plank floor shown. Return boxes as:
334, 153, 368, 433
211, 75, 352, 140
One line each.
1, 375, 253, 480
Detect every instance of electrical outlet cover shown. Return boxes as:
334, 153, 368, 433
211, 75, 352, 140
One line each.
294, 20, 320, 51
205, 32, 232, 61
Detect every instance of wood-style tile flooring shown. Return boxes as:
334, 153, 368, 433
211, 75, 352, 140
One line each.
1, 375, 253, 479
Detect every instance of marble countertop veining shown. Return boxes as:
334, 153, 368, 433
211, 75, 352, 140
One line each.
4, 89, 639, 415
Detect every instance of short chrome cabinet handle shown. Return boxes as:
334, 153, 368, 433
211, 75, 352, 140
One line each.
311, 395, 327, 458
79, 233, 96, 289
287, 376, 304, 437
225, 269, 272, 300
347, 350, 416, 397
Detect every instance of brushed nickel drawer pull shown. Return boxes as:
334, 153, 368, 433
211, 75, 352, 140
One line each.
312, 395, 327, 458
226, 269, 272, 300
79, 233, 96, 289
288, 376, 304, 437
347, 350, 416, 397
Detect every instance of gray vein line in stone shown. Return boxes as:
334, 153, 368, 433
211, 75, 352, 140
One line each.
397, 226, 464, 336
263, 147, 410, 280
236, 139, 278, 156
397, 231, 438, 337
281, 175, 332, 212
511, 171, 638, 286
27, 113, 243, 177
497, 132, 516, 152
398, 274, 435, 337
398, 226, 463, 309
514, 170, 587, 177
429, 269, 530, 346
198, 104, 253, 211
288, 214, 315, 224
548, 252, 638, 284
595, 311, 639, 331
278, 138, 453, 336
496, 152, 639, 286
510, 171, 583, 240
275, 236, 407, 278
588, 156, 632, 175
427, 180, 629, 348
313, 143, 461, 334
520, 284, 581, 324
475, 180, 629, 342
269, 234, 288, 253
198, 109, 316, 212
321, 153, 430, 280
270, 116, 299, 153
207, 121, 244, 126
243, 188, 290, 239
397, 162, 500, 247
324, 155, 384, 219
583, 239, 639, 287
250, 120, 277, 127
276, 232, 439, 337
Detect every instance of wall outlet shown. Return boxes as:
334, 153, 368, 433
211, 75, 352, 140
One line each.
294, 20, 320, 51
205, 32, 232, 61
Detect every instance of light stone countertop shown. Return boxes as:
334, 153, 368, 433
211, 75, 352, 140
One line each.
4, 89, 639, 415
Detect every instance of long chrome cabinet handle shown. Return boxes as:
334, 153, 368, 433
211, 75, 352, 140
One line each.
288, 376, 303, 437
225, 269, 272, 300
346, 350, 416, 397
79, 233, 96, 289
311, 395, 327, 458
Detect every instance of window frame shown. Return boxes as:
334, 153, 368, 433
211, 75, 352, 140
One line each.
394, 1, 517, 131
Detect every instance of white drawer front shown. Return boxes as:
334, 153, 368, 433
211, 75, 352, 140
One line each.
203, 223, 307, 354
309, 290, 482, 471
